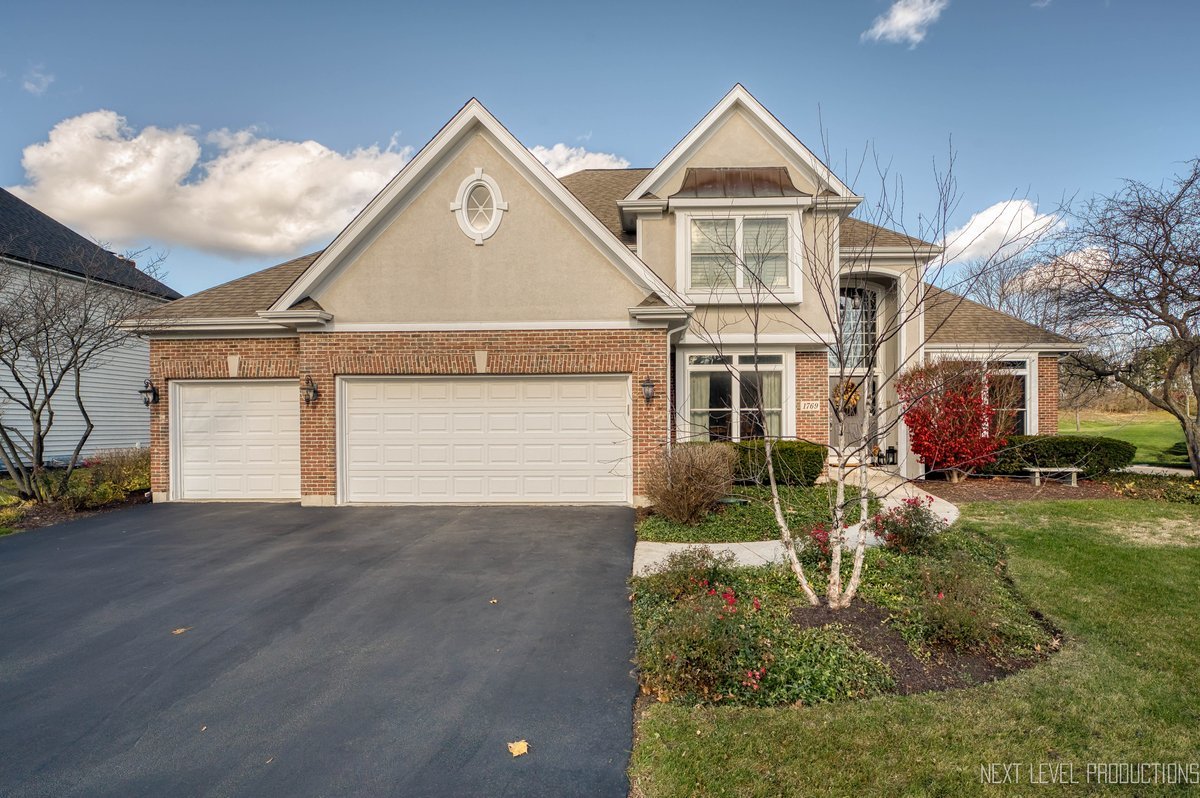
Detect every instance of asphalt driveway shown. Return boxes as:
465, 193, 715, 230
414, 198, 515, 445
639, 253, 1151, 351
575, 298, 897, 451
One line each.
0, 503, 637, 797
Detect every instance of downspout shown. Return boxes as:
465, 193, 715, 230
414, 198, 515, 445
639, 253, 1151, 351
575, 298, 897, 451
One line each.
664, 318, 691, 449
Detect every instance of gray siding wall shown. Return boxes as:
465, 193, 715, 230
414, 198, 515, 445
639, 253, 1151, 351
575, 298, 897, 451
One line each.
0, 336, 152, 462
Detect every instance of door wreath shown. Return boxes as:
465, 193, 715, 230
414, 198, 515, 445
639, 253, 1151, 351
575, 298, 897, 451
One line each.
834, 379, 862, 416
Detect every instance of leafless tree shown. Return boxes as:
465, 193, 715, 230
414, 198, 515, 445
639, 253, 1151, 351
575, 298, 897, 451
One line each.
0, 243, 165, 500
677, 142, 1051, 608
1049, 160, 1200, 475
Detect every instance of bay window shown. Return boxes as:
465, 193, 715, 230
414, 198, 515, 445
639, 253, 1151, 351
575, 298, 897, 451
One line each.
685, 353, 785, 441
685, 214, 794, 295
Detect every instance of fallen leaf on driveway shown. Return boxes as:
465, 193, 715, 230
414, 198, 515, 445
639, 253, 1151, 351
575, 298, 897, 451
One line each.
200, 725, 207, 732
489, 598, 499, 605
171, 627, 192, 635
507, 740, 529, 757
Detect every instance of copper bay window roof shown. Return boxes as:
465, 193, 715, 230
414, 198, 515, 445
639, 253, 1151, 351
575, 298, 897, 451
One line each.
669, 167, 810, 199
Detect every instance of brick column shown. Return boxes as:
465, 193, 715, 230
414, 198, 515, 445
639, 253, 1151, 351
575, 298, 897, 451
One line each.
796, 351, 829, 445
1037, 355, 1060, 435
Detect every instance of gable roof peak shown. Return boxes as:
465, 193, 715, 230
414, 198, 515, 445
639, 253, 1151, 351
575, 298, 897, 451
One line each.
270, 95, 686, 313
625, 84, 857, 204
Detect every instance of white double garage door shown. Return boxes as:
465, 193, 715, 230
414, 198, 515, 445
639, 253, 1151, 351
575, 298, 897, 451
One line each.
173, 376, 632, 504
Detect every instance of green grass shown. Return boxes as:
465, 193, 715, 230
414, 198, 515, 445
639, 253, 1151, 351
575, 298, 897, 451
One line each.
630, 499, 1200, 797
1076, 411, 1189, 468
637, 485, 877, 543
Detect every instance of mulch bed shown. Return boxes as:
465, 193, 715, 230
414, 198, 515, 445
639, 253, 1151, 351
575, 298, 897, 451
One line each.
920, 475, 1118, 503
791, 601, 1050, 694
10, 494, 149, 533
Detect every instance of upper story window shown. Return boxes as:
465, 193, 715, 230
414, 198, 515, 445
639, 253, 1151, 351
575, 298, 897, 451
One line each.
679, 212, 801, 302
829, 286, 878, 371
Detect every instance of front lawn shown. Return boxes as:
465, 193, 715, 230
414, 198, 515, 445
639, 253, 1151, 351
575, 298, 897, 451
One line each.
637, 485, 876, 543
1077, 410, 1189, 469
630, 499, 1200, 796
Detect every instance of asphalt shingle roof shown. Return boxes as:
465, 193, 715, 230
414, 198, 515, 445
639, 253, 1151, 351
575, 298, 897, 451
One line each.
0, 188, 180, 300
142, 252, 319, 320
138, 170, 1070, 348
924, 286, 1074, 347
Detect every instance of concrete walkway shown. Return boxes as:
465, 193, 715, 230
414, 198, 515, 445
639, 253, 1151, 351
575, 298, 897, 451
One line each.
1122, 464, 1195, 477
632, 469, 959, 574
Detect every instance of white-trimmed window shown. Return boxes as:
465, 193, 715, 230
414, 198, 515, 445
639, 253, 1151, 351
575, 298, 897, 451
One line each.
829, 286, 878, 371
987, 359, 1029, 436
685, 353, 786, 441
680, 211, 801, 301
450, 168, 508, 244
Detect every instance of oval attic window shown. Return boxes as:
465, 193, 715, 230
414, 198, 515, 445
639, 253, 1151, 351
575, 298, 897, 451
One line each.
451, 169, 508, 244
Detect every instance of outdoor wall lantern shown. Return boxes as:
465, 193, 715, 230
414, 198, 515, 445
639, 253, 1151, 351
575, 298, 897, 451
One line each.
641, 377, 655, 404
885, 446, 898, 466
138, 379, 159, 407
302, 375, 319, 404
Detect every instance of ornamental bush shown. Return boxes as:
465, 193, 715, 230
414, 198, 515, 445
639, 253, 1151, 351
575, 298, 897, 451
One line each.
988, 435, 1136, 478
873, 495, 948, 555
632, 552, 893, 706
735, 440, 827, 487
897, 361, 1021, 481
644, 443, 737, 524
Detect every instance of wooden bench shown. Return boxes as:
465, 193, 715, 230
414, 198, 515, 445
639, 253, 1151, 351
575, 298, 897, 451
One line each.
1024, 466, 1083, 487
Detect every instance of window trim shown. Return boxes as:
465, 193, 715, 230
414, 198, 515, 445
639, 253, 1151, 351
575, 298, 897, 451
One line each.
676, 209, 804, 304
925, 351, 1037, 435
450, 168, 509, 245
828, 284, 881, 375
675, 346, 796, 442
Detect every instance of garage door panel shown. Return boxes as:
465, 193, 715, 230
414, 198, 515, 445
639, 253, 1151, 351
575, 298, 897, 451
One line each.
341, 376, 631, 503
176, 381, 300, 500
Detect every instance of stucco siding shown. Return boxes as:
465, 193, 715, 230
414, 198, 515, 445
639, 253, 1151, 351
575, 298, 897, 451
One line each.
314, 132, 648, 324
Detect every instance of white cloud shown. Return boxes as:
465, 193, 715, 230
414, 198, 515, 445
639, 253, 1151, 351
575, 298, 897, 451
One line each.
942, 200, 1062, 263
22, 65, 54, 95
9, 110, 412, 257
529, 143, 630, 177
1031, 0, 1052, 7
9, 110, 635, 257
862, 0, 949, 47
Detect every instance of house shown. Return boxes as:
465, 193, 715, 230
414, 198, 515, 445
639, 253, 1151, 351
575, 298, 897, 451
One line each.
135, 86, 1073, 506
0, 188, 180, 461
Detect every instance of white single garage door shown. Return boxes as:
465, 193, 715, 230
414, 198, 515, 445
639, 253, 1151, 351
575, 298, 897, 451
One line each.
173, 380, 301, 500
340, 376, 632, 504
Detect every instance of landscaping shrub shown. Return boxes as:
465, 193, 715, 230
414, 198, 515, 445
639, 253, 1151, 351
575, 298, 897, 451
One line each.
633, 547, 742, 604
859, 529, 1052, 658
638, 485, 877, 544
1098, 473, 1200, 504
918, 552, 1006, 651
735, 440, 826, 487
643, 444, 736, 524
873, 495, 948, 555
988, 434, 1136, 478
1166, 440, 1190, 457
632, 552, 892, 706
86, 447, 151, 493
0, 502, 25, 533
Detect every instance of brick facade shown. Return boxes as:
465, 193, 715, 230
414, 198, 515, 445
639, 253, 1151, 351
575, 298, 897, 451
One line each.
150, 329, 668, 502
148, 337, 301, 498
795, 351, 829, 445
1037, 355, 1060, 435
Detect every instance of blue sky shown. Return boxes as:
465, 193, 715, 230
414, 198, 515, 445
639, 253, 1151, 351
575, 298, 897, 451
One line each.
2, 0, 1198, 295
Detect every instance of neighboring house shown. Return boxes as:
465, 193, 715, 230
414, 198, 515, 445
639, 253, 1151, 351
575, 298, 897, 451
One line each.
136, 86, 1073, 506
0, 188, 181, 461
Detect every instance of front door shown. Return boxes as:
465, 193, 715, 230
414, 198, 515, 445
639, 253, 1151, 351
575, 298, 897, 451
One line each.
828, 376, 877, 453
